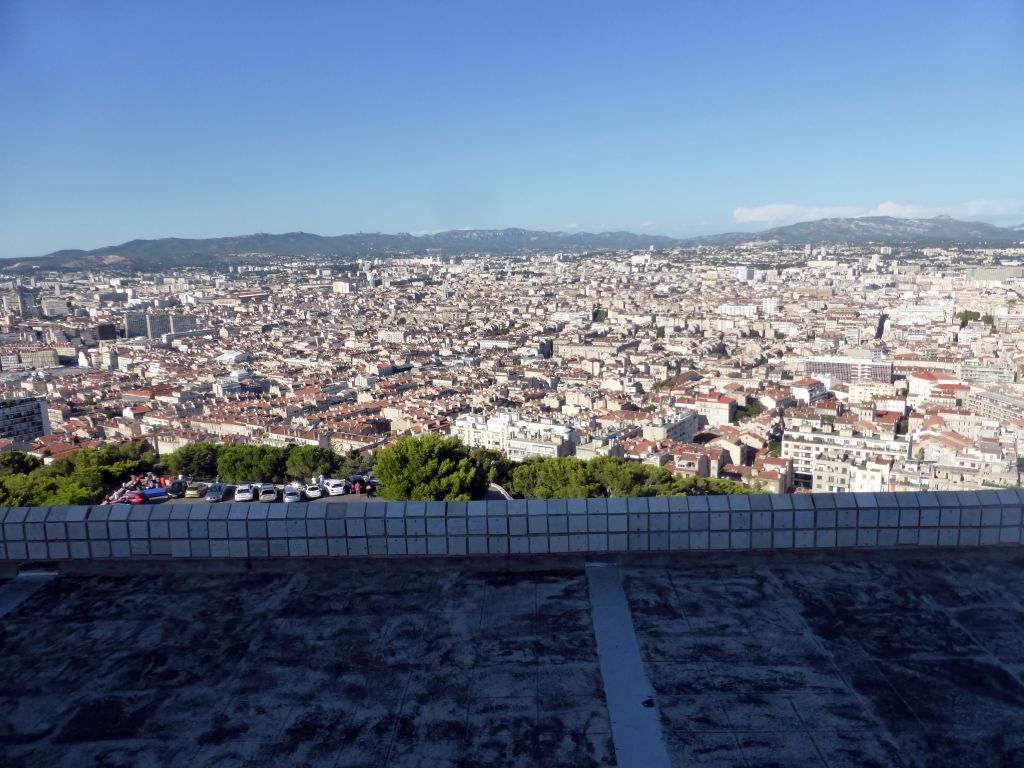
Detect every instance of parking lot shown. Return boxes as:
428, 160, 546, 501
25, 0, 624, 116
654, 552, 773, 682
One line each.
160, 485, 385, 506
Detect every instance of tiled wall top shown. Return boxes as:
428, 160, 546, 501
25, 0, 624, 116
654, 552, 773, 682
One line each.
1, 489, 1023, 524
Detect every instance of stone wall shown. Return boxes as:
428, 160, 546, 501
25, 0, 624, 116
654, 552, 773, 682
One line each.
2, 490, 1024, 562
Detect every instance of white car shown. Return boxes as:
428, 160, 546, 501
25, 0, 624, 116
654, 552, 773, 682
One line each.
282, 485, 303, 503
234, 483, 255, 502
304, 483, 323, 499
322, 479, 347, 496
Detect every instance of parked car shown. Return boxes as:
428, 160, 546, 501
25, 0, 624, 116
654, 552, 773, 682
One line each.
126, 487, 168, 504
205, 482, 228, 502
184, 482, 209, 498
259, 483, 278, 502
304, 483, 323, 499
323, 478, 348, 496
283, 485, 303, 503
234, 483, 256, 502
167, 479, 187, 498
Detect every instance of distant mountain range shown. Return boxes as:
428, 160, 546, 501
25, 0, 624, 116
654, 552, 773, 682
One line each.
689, 215, 1024, 248
4, 216, 1022, 273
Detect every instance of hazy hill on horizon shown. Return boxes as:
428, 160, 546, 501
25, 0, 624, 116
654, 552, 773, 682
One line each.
4, 215, 1022, 273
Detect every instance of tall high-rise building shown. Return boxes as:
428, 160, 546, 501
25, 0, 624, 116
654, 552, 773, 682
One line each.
0, 396, 51, 445
15, 288, 36, 319
145, 313, 172, 339
95, 323, 118, 341
169, 315, 197, 334
124, 312, 147, 338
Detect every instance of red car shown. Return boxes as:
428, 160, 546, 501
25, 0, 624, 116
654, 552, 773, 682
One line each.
125, 488, 169, 504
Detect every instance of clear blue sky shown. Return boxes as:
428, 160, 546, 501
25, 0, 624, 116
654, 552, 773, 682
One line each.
1, 0, 1022, 258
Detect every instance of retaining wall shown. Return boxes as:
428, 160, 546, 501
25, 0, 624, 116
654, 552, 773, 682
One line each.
3, 489, 1024, 563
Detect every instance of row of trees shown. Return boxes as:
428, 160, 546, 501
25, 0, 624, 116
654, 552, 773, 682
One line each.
956, 309, 994, 328
0, 441, 157, 506
164, 442, 373, 485
0, 434, 760, 506
373, 434, 761, 502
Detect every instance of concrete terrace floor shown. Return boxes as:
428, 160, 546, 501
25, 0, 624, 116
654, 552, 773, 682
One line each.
1, 552, 1024, 767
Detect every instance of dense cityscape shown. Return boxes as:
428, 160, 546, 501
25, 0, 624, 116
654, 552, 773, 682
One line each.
3, 236, 1024, 500
7, 2, 1024, 766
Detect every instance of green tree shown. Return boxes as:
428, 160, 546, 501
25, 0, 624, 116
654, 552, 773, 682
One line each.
48, 479, 100, 505
658, 476, 763, 496
115, 440, 157, 464
982, 314, 994, 326
374, 434, 488, 501
0, 452, 42, 476
735, 400, 766, 421
336, 449, 375, 478
956, 310, 981, 328
166, 442, 220, 479
375, 435, 478, 500
217, 445, 288, 484
469, 448, 518, 489
0, 441, 156, 505
586, 456, 673, 498
285, 445, 337, 481
510, 457, 601, 499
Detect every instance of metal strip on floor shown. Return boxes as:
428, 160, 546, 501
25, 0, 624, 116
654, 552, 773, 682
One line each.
586, 562, 672, 768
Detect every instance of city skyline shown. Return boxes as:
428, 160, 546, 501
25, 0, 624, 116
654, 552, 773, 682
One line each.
2, 0, 1023, 258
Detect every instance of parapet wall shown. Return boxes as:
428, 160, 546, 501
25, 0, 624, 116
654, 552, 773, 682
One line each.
3, 490, 1024, 563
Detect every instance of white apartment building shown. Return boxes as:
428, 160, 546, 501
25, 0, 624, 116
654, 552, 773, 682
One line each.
718, 304, 758, 319
694, 394, 736, 427
377, 329, 409, 344
783, 424, 911, 483
332, 280, 361, 294
641, 411, 698, 444
804, 354, 893, 384
454, 412, 578, 460
966, 389, 1024, 422
812, 455, 893, 493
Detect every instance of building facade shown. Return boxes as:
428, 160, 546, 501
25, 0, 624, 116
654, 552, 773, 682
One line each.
0, 396, 52, 446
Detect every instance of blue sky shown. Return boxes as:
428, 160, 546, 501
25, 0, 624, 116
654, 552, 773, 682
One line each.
1, 0, 1022, 258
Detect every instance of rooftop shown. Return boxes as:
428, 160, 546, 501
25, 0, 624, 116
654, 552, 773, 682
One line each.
4, 549, 1024, 767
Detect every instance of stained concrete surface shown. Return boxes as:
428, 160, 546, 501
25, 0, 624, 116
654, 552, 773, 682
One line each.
1, 561, 612, 768
623, 553, 1024, 768
2, 552, 1024, 767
